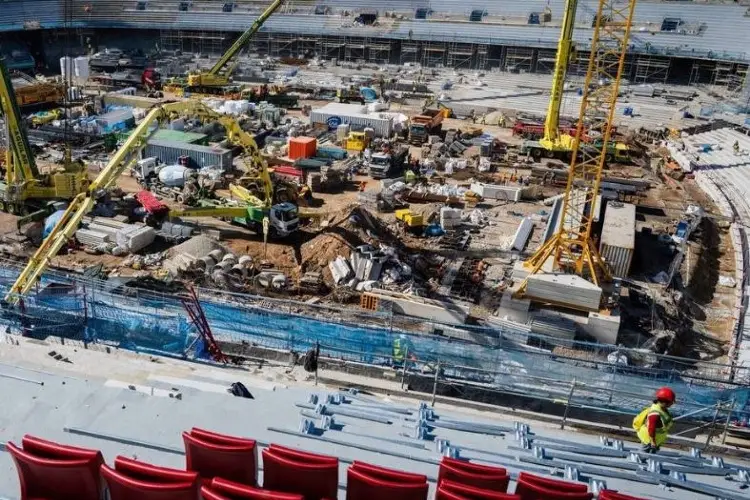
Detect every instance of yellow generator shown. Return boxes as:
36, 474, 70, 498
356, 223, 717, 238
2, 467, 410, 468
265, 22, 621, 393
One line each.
346, 132, 368, 152
395, 209, 424, 230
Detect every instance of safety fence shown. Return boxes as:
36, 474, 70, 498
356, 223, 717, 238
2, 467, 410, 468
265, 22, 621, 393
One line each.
0, 259, 747, 429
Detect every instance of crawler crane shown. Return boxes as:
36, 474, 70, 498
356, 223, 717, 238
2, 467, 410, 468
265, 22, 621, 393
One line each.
165, 0, 285, 96
519, 0, 631, 164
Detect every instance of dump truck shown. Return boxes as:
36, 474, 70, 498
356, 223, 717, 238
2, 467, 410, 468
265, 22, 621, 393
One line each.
409, 109, 444, 145
367, 146, 410, 179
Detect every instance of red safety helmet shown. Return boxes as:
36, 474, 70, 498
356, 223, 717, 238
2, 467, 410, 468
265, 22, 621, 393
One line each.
655, 387, 676, 404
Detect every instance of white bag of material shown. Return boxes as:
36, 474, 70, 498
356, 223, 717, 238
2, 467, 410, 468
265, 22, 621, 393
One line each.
116, 225, 156, 253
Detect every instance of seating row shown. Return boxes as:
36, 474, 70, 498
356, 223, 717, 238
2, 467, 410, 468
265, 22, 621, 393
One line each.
7, 430, 648, 500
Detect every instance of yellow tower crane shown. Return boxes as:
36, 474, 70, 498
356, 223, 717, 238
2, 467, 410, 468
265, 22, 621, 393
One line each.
516, 0, 636, 304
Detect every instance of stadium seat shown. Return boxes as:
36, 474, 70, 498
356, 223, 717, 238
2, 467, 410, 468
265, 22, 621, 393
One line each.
350, 461, 428, 484
346, 464, 428, 500
101, 456, 199, 500
516, 473, 588, 493
599, 491, 647, 500
183, 427, 257, 485
514, 478, 592, 500
439, 457, 510, 492
261, 446, 338, 500
202, 477, 305, 500
437, 479, 520, 500
7, 438, 104, 500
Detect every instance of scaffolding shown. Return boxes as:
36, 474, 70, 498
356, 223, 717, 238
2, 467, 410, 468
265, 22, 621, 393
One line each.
689, 59, 717, 85
536, 48, 557, 74
504, 46, 534, 72
159, 30, 229, 55
633, 54, 670, 83
400, 40, 420, 65
421, 40, 447, 67
446, 42, 475, 69
366, 38, 393, 64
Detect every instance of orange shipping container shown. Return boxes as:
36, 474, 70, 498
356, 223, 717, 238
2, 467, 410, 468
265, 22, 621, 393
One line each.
288, 136, 317, 160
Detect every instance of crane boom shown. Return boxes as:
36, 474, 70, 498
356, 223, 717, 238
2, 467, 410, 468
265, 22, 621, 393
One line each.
542, 0, 578, 146
209, 0, 285, 77
0, 57, 39, 181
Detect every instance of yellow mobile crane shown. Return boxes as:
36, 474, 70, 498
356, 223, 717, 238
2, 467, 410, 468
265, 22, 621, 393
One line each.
0, 57, 87, 214
519, 0, 631, 164
166, 0, 285, 95
515, 0, 637, 309
4, 100, 298, 301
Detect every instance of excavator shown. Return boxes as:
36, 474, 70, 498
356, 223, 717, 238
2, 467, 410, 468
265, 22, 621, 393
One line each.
0, 57, 88, 215
165, 0, 285, 96
4, 100, 298, 302
519, 0, 631, 164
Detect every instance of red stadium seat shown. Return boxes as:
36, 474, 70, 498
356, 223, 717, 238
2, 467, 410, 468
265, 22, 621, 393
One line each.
113, 456, 199, 484
268, 444, 338, 465
350, 461, 427, 484
202, 477, 305, 500
346, 466, 428, 500
101, 463, 199, 500
183, 427, 257, 485
261, 447, 338, 500
438, 479, 520, 500
599, 491, 647, 500
7, 438, 103, 500
439, 457, 510, 492
514, 478, 592, 500
516, 473, 588, 493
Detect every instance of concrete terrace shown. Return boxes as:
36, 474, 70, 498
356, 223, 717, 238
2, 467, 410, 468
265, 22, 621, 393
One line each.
0, 335, 749, 500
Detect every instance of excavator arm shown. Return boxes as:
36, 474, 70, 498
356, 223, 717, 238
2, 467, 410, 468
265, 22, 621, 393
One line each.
208, 0, 285, 78
541, 0, 579, 146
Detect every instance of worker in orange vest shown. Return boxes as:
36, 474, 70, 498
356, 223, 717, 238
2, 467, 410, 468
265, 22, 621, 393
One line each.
633, 387, 675, 453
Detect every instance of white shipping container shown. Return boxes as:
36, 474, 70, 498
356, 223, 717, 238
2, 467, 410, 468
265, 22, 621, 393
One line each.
310, 102, 393, 137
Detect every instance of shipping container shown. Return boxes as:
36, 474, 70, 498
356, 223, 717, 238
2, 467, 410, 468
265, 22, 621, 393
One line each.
288, 136, 317, 160
310, 102, 393, 137
144, 139, 232, 170
600, 201, 635, 278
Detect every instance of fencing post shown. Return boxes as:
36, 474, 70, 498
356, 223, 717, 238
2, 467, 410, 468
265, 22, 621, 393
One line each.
314, 341, 320, 387
721, 398, 736, 445
400, 347, 408, 389
431, 360, 440, 407
560, 378, 577, 430
704, 404, 721, 447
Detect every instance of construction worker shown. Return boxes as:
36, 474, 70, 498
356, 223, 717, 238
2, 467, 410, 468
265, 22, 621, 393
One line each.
734, 140, 740, 154
633, 387, 675, 453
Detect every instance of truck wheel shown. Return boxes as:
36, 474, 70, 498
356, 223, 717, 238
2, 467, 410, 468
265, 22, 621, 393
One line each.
545, 149, 555, 158
605, 153, 614, 163
531, 148, 542, 160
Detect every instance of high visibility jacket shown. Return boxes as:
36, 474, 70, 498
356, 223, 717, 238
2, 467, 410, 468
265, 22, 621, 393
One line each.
393, 338, 406, 363
633, 403, 673, 447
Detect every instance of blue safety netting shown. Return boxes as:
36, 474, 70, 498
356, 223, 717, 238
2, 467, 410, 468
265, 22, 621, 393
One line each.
0, 265, 747, 422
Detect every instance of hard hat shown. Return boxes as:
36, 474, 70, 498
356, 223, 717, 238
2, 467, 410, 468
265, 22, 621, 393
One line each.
655, 387, 676, 403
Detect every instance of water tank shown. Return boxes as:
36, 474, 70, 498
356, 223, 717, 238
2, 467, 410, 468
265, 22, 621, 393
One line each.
158, 164, 193, 187
59, 56, 74, 79
74, 56, 90, 79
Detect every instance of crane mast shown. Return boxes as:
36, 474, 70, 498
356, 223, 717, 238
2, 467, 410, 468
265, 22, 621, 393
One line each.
517, 0, 636, 302
0, 57, 39, 183
540, 0, 579, 150
187, 0, 285, 88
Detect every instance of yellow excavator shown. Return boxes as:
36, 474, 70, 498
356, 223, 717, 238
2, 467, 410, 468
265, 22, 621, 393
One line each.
4, 100, 297, 302
0, 57, 87, 215
166, 0, 285, 95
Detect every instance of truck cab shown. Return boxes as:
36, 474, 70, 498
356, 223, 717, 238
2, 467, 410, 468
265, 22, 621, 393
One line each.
367, 147, 409, 179
239, 202, 299, 238
133, 157, 159, 184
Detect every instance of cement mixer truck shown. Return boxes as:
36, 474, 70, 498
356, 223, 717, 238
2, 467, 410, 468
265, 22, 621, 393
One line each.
131, 157, 213, 205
